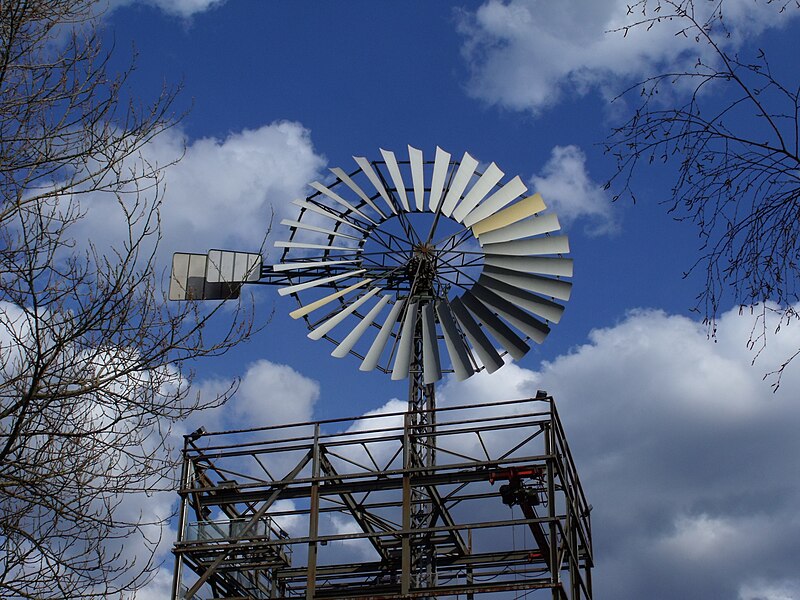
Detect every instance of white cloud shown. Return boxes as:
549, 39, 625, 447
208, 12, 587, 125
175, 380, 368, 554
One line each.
531, 144, 617, 235
129, 568, 173, 600
157, 122, 325, 256
739, 579, 800, 600
186, 359, 320, 435
234, 359, 320, 426
108, 0, 226, 19
458, 0, 798, 114
70, 121, 325, 266
429, 304, 800, 599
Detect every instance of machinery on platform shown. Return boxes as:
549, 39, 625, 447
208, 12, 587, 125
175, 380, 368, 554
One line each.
169, 147, 593, 599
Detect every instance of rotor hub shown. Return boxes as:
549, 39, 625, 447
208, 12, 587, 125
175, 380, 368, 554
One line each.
407, 244, 437, 297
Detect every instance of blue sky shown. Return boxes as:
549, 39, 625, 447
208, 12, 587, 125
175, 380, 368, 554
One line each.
94, 2, 800, 599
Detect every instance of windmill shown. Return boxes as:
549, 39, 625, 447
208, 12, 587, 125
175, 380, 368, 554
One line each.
169, 147, 591, 599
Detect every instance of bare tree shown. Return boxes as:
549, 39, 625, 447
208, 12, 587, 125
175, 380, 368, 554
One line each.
605, 0, 800, 384
0, 1, 255, 597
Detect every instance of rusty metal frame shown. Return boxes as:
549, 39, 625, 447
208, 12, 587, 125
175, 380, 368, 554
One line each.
171, 395, 592, 599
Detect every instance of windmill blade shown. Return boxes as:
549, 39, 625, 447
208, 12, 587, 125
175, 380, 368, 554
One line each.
470, 193, 547, 236
329, 167, 387, 219
476, 277, 565, 323
451, 162, 504, 223
462, 176, 528, 227
380, 148, 411, 212
391, 300, 419, 380
333, 295, 392, 358
481, 235, 570, 257
361, 299, 405, 371
429, 146, 451, 212
291, 199, 369, 233
310, 181, 378, 225
280, 219, 361, 241
460, 290, 529, 360
354, 156, 398, 215
469, 283, 551, 343
476, 213, 561, 245
483, 255, 573, 278
436, 300, 475, 381
450, 296, 504, 373
409, 145, 425, 211
421, 302, 442, 383
273, 259, 362, 272
308, 287, 381, 340
274, 240, 363, 253
482, 264, 572, 301
440, 151, 479, 217
279, 269, 367, 296
289, 279, 373, 319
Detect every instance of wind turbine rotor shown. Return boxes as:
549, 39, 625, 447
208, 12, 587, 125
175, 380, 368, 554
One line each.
275, 146, 573, 382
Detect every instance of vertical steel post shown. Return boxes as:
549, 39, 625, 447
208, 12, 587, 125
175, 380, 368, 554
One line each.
406, 307, 436, 595
401, 413, 412, 597
170, 437, 192, 600
306, 423, 321, 599
466, 529, 474, 600
545, 411, 559, 599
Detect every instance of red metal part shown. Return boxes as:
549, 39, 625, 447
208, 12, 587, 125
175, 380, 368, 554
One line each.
488, 465, 542, 485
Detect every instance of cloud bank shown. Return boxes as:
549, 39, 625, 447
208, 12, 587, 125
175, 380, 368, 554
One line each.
531, 145, 617, 235
458, 0, 798, 114
433, 304, 800, 599
70, 120, 325, 266
108, 0, 227, 19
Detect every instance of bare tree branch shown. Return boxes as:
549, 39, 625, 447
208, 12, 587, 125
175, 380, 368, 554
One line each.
0, 1, 260, 596
605, 0, 800, 388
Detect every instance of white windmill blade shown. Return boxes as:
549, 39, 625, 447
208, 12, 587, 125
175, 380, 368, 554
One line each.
280, 219, 361, 241
429, 146, 451, 212
274, 240, 364, 252
482, 264, 572, 301
469, 282, 551, 342
329, 167, 387, 219
450, 296, 504, 373
332, 294, 392, 358
361, 299, 405, 371
279, 269, 367, 296
380, 148, 411, 212
435, 300, 474, 381
483, 255, 574, 278
310, 181, 378, 225
354, 155, 397, 215
421, 302, 442, 384
408, 145, 425, 211
475, 277, 565, 323
391, 300, 419, 380
440, 151, 479, 217
460, 290, 529, 360
276, 147, 575, 380
476, 213, 562, 246
289, 279, 373, 320
307, 287, 382, 340
291, 199, 370, 233
272, 259, 361, 272
462, 176, 528, 227
451, 162, 504, 223
481, 235, 570, 257
470, 193, 547, 236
